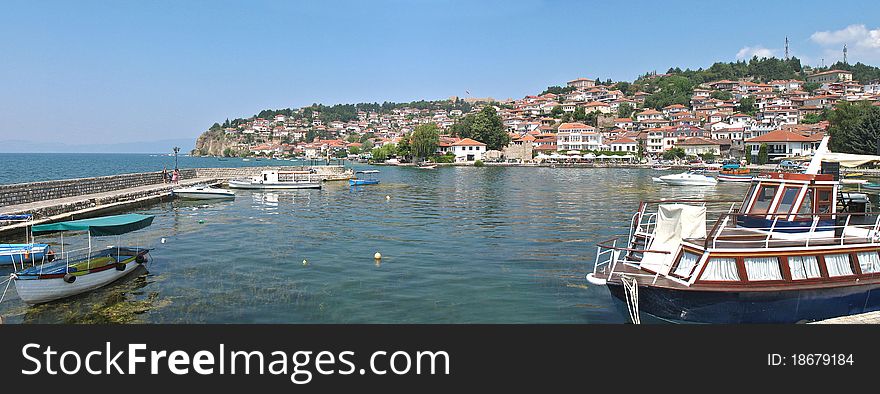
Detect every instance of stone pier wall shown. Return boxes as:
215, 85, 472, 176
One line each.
0, 169, 198, 208
0, 166, 353, 209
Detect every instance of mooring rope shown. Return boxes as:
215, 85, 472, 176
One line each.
0, 275, 14, 305
622, 276, 641, 325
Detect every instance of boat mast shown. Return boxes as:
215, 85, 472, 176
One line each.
805, 136, 830, 175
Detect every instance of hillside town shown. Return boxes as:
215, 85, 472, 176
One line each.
194, 66, 880, 165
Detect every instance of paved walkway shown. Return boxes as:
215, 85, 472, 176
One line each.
0, 177, 221, 236
811, 311, 880, 324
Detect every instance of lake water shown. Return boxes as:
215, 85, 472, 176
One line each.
0, 155, 752, 323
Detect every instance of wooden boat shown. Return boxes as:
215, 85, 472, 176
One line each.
587, 136, 880, 323
716, 164, 753, 182
350, 170, 380, 186
12, 214, 154, 305
172, 185, 235, 200
0, 215, 54, 268
228, 170, 321, 189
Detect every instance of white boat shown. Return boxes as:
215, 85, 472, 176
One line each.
656, 171, 718, 186
416, 163, 437, 169
13, 214, 154, 305
228, 170, 322, 189
716, 173, 754, 182
172, 185, 235, 200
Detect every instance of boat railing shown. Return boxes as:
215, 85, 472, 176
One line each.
593, 237, 673, 283
632, 199, 743, 239
703, 211, 880, 249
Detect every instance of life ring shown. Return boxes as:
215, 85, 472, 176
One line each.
63, 273, 76, 283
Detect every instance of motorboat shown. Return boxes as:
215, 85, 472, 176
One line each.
172, 185, 235, 200
656, 171, 718, 186
416, 163, 437, 169
651, 165, 672, 171
350, 170, 380, 186
12, 214, 154, 305
228, 170, 322, 189
587, 136, 880, 323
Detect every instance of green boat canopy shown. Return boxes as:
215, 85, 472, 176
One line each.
32, 214, 154, 236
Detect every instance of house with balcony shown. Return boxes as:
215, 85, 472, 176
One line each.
745, 129, 823, 162
556, 122, 602, 151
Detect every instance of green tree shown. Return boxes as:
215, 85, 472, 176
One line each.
550, 105, 564, 118
396, 135, 412, 161
348, 146, 361, 155
451, 106, 509, 150
828, 101, 880, 154
710, 90, 732, 100
757, 143, 769, 165
700, 151, 716, 162
617, 103, 634, 118
736, 97, 757, 115
803, 82, 821, 94
411, 123, 440, 161
572, 106, 587, 121
370, 144, 397, 162
662, 147, 686, 161
306, 129, 316, 143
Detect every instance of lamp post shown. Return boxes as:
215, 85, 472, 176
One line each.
173, 146, 180, 170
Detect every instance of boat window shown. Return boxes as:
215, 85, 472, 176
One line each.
817, 188, 833, 215
788, 256, 821, 279
744, 257, 783, 281
857, 251, 880, 274
750, 185, 778, 214
741, 184, 758, 210
825, 254, 854, 277
672, 252, 700, 277
700, 257, 740, 281
797, 189, 814, 215
775, 187, 801, 214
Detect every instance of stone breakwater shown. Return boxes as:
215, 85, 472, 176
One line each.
0, 166, 354, 237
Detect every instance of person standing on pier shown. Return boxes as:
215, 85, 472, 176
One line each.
162, 166, 168, 184
172, 168, 180, 184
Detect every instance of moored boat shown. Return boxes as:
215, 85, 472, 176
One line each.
587, 137, 880, 323
350, 170, 380, 186
716, 164, 753, 182
172, 185, 235, 200
12, 214, 154, 305
0, 215, 54, 268
656, 171, 718, 186
228, 170, 322, 189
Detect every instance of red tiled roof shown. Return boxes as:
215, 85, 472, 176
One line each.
451, 138, 486, 146
746, 129, 814, 143
558, 122, 594, 130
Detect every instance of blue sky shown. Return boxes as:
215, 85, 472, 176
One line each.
2, 0, 879, 146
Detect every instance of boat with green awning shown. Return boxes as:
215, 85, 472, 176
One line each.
12, 213, 155, 305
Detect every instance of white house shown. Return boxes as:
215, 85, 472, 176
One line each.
451, 138, 487, 162
608, 137, 638, 153
556, 122, 602, 151
745, 129, 822, 161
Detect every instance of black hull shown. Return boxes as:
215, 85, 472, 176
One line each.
607, 282, 880, 324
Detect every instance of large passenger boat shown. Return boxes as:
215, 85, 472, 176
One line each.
587, 137, 880, 323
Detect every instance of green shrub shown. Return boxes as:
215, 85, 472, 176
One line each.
473, 160, 485, 167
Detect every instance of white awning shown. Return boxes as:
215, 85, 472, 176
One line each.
821, 152, 880, 168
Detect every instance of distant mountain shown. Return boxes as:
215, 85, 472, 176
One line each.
0, 138, 196, 154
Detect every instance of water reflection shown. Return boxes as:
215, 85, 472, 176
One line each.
0, 167, 752, 323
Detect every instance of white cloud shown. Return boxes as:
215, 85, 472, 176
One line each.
811, 24, 880, 49
736, 46, 777, 60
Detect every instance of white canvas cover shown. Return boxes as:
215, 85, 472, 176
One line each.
640, 204, 707, 275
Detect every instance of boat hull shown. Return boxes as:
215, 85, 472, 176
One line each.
173, 191, 235, 199
607, 281, 880, 324
658, 179, 717, 186
716, 174, 753, 182
0, 244, 51, 265
228, 180, 321, 189
349, 179, 380, 186
14, 256, 145, 304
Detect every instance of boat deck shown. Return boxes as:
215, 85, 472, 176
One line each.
685, 227, 873, 249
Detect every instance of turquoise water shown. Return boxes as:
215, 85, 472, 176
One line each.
0, 157, 751, 323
